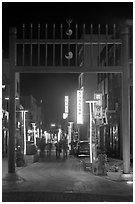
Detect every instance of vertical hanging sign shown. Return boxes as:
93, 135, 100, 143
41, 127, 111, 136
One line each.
65, 96, 69, 114
94, 92, 102, 119
63, 96, 69, 119
94, 101, 102, 119
77, 89, 83, 124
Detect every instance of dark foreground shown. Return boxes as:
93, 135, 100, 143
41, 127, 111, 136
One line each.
3, 154, 133, 202
2, 191, 133, 202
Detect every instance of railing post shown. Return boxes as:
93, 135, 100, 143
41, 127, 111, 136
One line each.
121, 24, 130, 174
8, 27, 17, 173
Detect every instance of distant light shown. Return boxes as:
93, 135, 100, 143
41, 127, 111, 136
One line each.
51, 123, 56, 127
5, 97, 9, 100
5, 97, 19, 100
15, 97, 19, 100
2, 85, 6, 89
126, 181, 133, 184
63, 112, 68, 119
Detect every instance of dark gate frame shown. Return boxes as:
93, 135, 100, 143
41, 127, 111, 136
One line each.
8, 21, 132, 175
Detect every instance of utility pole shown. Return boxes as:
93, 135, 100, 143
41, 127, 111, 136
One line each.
8, 28, 17, 173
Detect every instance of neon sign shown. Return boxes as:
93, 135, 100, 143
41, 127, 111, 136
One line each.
77, 90, 83, 124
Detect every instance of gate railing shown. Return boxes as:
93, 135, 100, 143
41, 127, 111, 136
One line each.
13, 23, 122, 71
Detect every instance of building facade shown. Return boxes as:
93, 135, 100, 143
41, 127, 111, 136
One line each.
97, 22, 133, 159
2, 58, 20, 156
20, 95, 42, 142
77, 23, 133, 160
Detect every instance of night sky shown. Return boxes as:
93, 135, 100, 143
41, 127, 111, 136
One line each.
2, 2, 133, 129
20, 73, 79, 129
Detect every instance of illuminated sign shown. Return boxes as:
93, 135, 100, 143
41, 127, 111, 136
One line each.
94, 93, 102, 105
65, 96, 69, 113
63, 113, 68, 119
77, 90, 83, 124
94, 101, 102, 119
93, 92, 102, 119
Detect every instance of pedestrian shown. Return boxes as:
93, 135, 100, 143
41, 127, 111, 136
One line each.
55, 141, 61, 158
62, 137, 68, 159
39, 136, 46, 157
47, 140, 52, 157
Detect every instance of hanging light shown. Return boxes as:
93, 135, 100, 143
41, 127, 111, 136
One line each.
65, 51, 73, 59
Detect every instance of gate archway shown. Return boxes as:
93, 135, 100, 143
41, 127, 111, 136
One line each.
8, 20, 132, 176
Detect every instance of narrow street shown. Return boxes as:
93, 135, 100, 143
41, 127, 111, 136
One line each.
2, 150, 133, 202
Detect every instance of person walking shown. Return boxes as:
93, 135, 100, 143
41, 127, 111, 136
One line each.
62, 137, 68, 159
55, 141, 61, 158
39, 136, 46, 157
47, 140, 52, 157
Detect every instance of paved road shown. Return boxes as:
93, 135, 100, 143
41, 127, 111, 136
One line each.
2, 154, 133, 202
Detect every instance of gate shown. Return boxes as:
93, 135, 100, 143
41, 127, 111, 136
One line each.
8, 20, 132, 175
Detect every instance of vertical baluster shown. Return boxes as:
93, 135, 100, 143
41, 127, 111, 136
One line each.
45, 24, 48, 66
45, 23, 48, 39
53, 24, 55, 66
22, 24, 25, 66
113, 24, 116, 66
106, 24, 108, 66
90, 24, 93, 67
30, 24, 32, 66
60, 24, 63, 66
98, 24, 100, 66
38, 24, 40, 66
83, 24, 85, 37
53, 23, 55, 39
75, 24, 78, 66
83, 24, 85, 66
15, 29, 17, 66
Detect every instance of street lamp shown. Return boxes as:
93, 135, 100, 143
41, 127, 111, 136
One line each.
17, 109, 28, 155
86, 100, 97, 163
4, 97, 19, 111
31, 123, 36, 145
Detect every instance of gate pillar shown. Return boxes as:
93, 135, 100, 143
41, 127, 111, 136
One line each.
8, 28, 17, 173
121, 24, 130, 174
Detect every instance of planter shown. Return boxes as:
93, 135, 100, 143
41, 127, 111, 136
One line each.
24, 153, 39, 166
92, 154, 107, 175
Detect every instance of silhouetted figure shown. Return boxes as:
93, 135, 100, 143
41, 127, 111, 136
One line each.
39, 137, 46, 157
55, 141, 61, 158
47, 142, 52, 156
61, 137, 68, 159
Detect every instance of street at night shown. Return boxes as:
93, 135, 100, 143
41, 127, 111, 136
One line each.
2, 1, 133, 203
